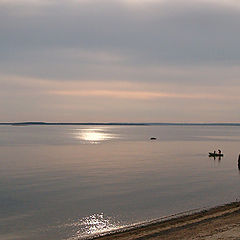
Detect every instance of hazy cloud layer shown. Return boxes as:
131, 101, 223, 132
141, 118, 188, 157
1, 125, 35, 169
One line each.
0, 0, 240, 122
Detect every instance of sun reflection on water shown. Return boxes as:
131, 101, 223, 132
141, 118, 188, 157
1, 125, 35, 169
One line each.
74, 128, 116, 143
65, 213, 123, 239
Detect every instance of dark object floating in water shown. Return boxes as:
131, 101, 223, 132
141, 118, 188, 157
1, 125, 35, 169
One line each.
150, 137, 157, 140
209, 152, 224, 157
238, 154, 240, 170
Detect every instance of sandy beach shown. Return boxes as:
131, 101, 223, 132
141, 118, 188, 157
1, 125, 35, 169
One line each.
92, 202, 240, 240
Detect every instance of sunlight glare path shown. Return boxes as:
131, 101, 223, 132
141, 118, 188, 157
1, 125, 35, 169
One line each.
73, 128, 117, 143
65, 213, 123, 240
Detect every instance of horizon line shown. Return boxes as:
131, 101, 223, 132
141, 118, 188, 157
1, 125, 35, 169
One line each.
0, 121, 240, 126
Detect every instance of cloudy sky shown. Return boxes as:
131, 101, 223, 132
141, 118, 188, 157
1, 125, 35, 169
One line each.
1, 0, 240, 122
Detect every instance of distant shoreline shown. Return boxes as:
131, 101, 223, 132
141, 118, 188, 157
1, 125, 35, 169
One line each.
0, 122, 240, 126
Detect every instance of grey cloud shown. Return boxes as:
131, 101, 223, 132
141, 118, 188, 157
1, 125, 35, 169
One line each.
0, 0, 240, 82
1, 1, 240, 53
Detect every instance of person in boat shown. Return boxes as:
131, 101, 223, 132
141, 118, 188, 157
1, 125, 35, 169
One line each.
214, 150, 216, 155
218, 149, 222, 154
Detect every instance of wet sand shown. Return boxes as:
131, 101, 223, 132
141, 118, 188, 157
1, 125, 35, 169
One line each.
92, 202, 240, 240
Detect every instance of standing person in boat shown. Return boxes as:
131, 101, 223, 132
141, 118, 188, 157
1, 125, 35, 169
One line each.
218, 149, 222, 154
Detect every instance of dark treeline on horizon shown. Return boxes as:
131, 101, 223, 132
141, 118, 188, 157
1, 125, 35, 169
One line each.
0, 122, 240, 126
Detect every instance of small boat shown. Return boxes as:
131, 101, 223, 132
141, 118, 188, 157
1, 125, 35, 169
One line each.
150, 137, 157, 140
209, 152, 223, 157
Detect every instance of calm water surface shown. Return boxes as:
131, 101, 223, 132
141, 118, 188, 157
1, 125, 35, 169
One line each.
0, 125, 240, 240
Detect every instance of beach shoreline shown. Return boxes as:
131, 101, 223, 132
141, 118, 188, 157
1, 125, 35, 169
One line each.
88, 201, 240, 240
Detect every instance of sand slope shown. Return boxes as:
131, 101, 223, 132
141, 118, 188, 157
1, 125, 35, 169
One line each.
91, 202, 240, 240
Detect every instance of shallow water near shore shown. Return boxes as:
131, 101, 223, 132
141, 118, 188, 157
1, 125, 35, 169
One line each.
0, 125, 240, 240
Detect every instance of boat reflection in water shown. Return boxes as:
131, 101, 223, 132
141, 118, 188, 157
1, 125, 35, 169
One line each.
74, 128, 117, 143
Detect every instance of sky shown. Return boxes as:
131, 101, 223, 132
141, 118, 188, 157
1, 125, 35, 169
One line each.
0, 0, 240, 123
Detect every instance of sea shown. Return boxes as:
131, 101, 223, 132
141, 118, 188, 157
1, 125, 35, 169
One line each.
0, 125, 240, 240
